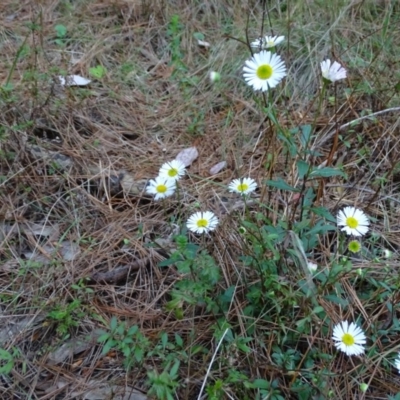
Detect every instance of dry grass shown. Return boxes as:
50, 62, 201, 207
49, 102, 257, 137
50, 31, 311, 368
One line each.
1, 0, 400, 399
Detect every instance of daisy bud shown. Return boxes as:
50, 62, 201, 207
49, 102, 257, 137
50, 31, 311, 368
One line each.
209, 71, 221, 83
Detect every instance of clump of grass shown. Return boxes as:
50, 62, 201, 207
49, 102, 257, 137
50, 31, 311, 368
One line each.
1, 0, 400, 399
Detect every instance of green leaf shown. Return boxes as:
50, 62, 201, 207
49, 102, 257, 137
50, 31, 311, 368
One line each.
102, 339, 116, 354
110, 316, 118, 331
54, 24, 67, 38
184, 243, 199, 259
302, 187, 315, 208
0, 349, 14, 374
161, 332, 168, 348
299, 124, 312, 147
323, 294, 349, 307
309, 167, 345, 179
266, 178, 300, 192
251, 379, 270, 389
312, 306, 325, 314
297, 160, 310, 180
219, 286, 235, 303
158, 258, 176, 267
97, 332, 111, 343
237, 342, 252, 353
89, 65, 107, 79
174, 333, 183, 347
310, 206, 336, 223
193, 32, 205, 41
306, 222, 336, 236
116, 323, 125, 335
134, 347, 144, 362
170, 359, 180, 377
1, 83, 14, 92
176, 259, 192, 274
174, 308, 184, 320
294, 219, 311, 231
122, 347, 131, 357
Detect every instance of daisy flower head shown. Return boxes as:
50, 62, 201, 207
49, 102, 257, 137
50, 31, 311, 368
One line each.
209, 71, 221, 83
332, 321, 366, 356
250, 37, 264, 49
158, 160, 186, 181
360, 383, 369, 393
394, 353, 400, 373
307, 261, 318, 273
146, 176, 176, 200
187, 211, 219, 235
348, 240, 361, 253
251, 35, 285, 49
383, 249, 393, 259
238, 226, 247, 235
337, 206, 369, 237
320, 59, 347, 83
243, 51, 286, 92
228, 177, 257, 195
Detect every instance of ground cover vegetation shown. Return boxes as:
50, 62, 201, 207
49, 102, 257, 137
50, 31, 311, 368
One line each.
1, 0, 400, 399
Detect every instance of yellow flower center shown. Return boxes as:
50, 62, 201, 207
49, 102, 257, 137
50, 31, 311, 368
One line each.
196, 219, 208, 228
256, 64, 273, 80
342, 333, 355, 346
168, 168, 178, 177
237, 183, 249, 192
156, 184, 167, 193
346, 216, 359, 229
267, 40, 274, 47
348, 240, 361, 253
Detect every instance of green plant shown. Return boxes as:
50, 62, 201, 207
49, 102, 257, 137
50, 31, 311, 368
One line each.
89, 65, 107, 79
71, 278, 94, 295
54, 24, 68, 46
159, 234, 221, 318
97, 317, 151, 370
146, 360, 180, 400
0, 348, 16, 374
167, 15, 186, 74
245, 378, 284, 400
48, 299, 84, 336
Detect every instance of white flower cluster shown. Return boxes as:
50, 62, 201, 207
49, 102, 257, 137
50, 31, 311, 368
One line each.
146, 168, 258, 235
242, 34, 347, 92
146, 160, 186, 201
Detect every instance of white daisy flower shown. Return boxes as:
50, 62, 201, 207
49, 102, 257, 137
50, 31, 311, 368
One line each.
250, 38, 264, 48
337, 206, 369, 237
307, 261, 318, 273
187, 211, 218, 234
251, 35, 285, 49
394, 353, 400, 373
146, 176, 176, 200
383, 249, 393, 259
228, 177, 257, 195
158, 160, 186, 181
243, 51, 286, 92
332, 321, 366, 356
320, 59, 347, 83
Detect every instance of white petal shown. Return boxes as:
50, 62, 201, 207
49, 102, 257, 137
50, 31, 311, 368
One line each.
197, 39, 210, 47
176, 147, 199, 167
209, 161, 227, 175
58, 75, 91, 86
